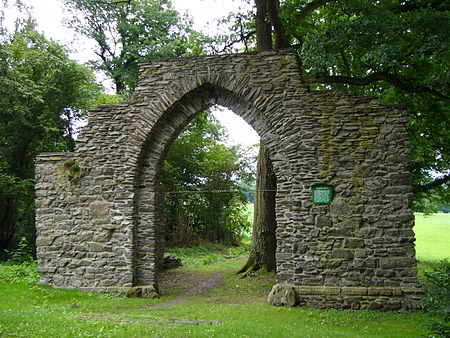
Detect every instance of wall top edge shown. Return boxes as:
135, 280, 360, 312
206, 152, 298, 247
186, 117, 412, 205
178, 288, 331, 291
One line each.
36, 152, 73, 162
139, 48, 298, 67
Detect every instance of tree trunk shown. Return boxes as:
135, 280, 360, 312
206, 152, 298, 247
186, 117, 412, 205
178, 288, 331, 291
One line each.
255, 0, 273, 51
0, 199, 16, 252
238, 140, 277, 275
266, 0, 290, 48
238, 1, 285, 275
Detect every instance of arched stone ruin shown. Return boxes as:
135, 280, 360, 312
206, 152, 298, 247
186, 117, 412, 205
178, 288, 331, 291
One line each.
35, 50, 422, 310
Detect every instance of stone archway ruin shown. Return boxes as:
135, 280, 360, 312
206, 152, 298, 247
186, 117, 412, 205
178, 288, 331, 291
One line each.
35, 50, 422, 310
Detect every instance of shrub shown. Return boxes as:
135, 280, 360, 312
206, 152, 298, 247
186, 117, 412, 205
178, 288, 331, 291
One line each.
7, 237, 34, 264
423, 259, 450, 337
0, 260, 39, 285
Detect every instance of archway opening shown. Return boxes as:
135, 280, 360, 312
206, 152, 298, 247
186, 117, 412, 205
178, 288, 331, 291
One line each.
161, 105, 258, 248
133, 83, 279, 292
157, 105, 278, 293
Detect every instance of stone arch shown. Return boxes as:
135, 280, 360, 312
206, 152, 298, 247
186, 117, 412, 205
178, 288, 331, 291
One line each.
35, 50, 423, 310
132, 82, 278, 288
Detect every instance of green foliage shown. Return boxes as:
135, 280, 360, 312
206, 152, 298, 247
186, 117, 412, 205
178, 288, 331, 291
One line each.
290, 0, 450, 206
221, 0, 450, 207
0, 260, 38, 285
423, 259, 450, 337
0, 21, 100, 252
166, 244, 250, 268
63, 0, 194, 93
162, 110, 254, 245
94, 93, 125, 106
64, 159, 83, 185
6, 237, 33, 264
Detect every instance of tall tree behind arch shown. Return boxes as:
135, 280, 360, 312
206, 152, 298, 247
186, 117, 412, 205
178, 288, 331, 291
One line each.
224, 0, 449, 213
239, 0, 286, 275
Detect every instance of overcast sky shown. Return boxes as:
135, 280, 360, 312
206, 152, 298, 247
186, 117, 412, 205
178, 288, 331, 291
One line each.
3, 0, 259, 147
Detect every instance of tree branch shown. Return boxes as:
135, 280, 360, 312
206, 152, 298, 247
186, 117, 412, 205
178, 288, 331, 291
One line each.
414, 173, 450, 193
217, 30, 257, 54
394, 0, 449, 13
266, 0, 290, 48
92, 0, 132, 6
304, 72, 450, 102
296, 0, 336, 21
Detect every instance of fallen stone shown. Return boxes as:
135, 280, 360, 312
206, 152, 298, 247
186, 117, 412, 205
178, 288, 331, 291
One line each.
267, 284, 298, 307
126, 286, 159, 299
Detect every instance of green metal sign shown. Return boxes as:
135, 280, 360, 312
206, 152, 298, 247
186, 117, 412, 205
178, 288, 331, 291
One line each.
312, 184, 334, 204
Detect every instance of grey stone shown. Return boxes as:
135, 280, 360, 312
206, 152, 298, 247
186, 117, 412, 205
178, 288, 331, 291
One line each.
267, 284, 298, 307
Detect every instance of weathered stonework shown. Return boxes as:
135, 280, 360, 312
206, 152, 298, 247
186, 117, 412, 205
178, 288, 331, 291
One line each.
35, 50, 422, 310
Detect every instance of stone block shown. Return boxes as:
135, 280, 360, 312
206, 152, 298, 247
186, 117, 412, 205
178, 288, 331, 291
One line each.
331, 249, 354, 259
330, 202, 349, 216
368, 288, 393, 296
296, 286, 341, 296
379, 257, 415, 269
341, 287, 368, 296
342, 218, 362, 230
126, 286, 159, 299
343, 238, 364, 248
267, 284, 298, 307
315, 216, 332, 228
376, 269, 395, 277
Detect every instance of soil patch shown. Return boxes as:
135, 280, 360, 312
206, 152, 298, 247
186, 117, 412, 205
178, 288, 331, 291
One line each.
156, 270, 225, 307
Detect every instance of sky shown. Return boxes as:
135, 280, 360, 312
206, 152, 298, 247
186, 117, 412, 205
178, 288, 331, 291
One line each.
3, 0, 259, 147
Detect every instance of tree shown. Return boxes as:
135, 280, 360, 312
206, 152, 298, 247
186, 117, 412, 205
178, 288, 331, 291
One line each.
238, 140, 277, 274
0, 22, 100, 252
230, 0, 449, 273
223, 0, 449, 207
238, 0, 281, 275
161, 110, 254, 246
63, 0, 191, 93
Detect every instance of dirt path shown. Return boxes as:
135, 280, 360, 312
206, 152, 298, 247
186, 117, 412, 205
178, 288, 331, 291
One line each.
154, 269, 226, 307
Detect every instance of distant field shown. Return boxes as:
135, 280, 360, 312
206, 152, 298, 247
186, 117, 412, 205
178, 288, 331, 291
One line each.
414, 213, 450, 262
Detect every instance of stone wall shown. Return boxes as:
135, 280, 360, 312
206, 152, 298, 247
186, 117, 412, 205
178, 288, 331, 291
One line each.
35, 50, 422, 309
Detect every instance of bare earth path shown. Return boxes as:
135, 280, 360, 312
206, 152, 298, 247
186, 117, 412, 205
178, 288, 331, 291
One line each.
75, 260, 275, 327
155, 269, 227, 307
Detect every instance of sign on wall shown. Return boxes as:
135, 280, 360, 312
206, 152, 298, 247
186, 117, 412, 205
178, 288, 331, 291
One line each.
312, 184, 334, 204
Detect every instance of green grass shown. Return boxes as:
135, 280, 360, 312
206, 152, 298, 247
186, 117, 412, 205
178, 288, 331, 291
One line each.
166, 244, 250, 272
1, 213, 448, 337
414, 213, 450, 262
0, 258, 429, 337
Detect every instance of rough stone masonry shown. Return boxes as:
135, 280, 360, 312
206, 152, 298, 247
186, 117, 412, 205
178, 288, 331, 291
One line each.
35, 50, 422, 310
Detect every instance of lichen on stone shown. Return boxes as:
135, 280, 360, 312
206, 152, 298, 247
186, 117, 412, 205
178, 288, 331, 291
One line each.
63, 159, 82, 185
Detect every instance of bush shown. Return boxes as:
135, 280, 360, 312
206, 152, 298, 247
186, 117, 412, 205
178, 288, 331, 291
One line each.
6, 237, 34, 264
423, 259, 450, 337
0, 260, 39, 285
166, 244, 250, 267
162, 111, 255, 246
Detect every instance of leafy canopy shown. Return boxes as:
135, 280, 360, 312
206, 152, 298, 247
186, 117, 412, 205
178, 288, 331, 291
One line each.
161, 110, 255, 245
63, 0, 192, 93
0, 21, 100, 251
222, 0, 449, 209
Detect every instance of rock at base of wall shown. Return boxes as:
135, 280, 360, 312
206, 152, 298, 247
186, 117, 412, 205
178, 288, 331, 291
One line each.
268, 284, 298, 307
126, 286, 159, 299
163, 253, 183, 270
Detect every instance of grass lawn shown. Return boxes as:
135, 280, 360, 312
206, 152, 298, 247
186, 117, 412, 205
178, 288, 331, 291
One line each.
0, 258, 429, 337
0, 213, 447, 337
414, 213, 450, 262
